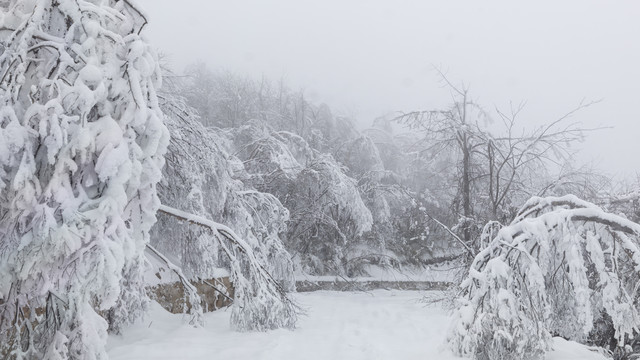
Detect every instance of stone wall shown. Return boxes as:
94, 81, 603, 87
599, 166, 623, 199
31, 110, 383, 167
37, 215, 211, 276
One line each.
296, 280, 451, 292
148, 277, 234, 313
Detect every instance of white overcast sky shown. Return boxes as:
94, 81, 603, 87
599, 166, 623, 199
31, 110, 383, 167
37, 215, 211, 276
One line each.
139, 0, 640, 179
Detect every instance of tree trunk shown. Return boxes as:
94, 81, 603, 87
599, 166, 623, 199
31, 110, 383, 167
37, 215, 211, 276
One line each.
462, 133, 472, 242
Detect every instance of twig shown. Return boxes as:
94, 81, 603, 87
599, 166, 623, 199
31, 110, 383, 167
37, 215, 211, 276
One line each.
201, 279, 233, 304
425, 213, 474, 255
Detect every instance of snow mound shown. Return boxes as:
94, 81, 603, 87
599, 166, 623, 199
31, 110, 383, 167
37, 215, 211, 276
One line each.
548, 337, 609, 360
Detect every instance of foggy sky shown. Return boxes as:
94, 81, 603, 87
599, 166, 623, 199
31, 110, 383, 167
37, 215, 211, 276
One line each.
139, 0, 640, 179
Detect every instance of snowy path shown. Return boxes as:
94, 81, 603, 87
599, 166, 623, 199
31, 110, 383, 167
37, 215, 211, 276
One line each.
107, 290, 606, 360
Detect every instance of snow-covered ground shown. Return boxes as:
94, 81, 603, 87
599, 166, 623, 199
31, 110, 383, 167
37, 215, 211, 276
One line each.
107, 290, 607, 360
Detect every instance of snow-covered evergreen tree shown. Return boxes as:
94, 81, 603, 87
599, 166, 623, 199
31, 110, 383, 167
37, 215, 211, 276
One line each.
0, 1, 168, 358
448, 195, 640, 360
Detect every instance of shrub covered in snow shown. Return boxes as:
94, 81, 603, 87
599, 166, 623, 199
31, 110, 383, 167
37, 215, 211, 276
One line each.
449, 195, 640, 360
0, 0, 168, 358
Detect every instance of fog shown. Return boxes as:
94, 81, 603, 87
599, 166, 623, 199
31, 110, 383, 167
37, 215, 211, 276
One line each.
140, 0, 640, 178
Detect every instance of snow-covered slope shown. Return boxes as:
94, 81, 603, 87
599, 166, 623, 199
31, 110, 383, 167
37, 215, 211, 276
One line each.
107, 290, 607, 360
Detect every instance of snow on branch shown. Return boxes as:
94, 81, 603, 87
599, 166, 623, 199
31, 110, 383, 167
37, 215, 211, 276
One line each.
157, 204, 300, 331
144, 244, 203, 326
610, 188, 640, 205
448, 195, 640, 360
0, 0, 168, 357
425, 212, 474, 255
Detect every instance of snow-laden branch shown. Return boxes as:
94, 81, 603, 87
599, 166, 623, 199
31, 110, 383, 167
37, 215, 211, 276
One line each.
449, 195, 640, 359
425, 212, 474, 254
512, 195, 640, 235
157, 204, 300, 331
145, 244, 203, 325
610, 188, 640, 205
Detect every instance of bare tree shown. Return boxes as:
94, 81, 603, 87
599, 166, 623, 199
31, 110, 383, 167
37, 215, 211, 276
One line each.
395, 70, 597, 249
395, 77, 485, 243
483, 99, 596, 220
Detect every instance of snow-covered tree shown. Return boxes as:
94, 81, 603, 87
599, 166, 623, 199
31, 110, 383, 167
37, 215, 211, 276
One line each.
362, 115, 408, 175
224, 122, 308, 196
284, 154, 374, 274
218, 121, 369, 274
334, 134, 412, 270
0, 1, 168, 358
179, 65, 461, 272
182, 64, 259, 128
396, 72, 592, 249
448, 195, 640, 360
363, 118, 463, 265
153, 93, 298, 330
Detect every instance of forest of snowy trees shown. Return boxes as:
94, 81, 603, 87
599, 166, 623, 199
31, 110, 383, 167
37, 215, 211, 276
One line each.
1, 1, 640, 359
